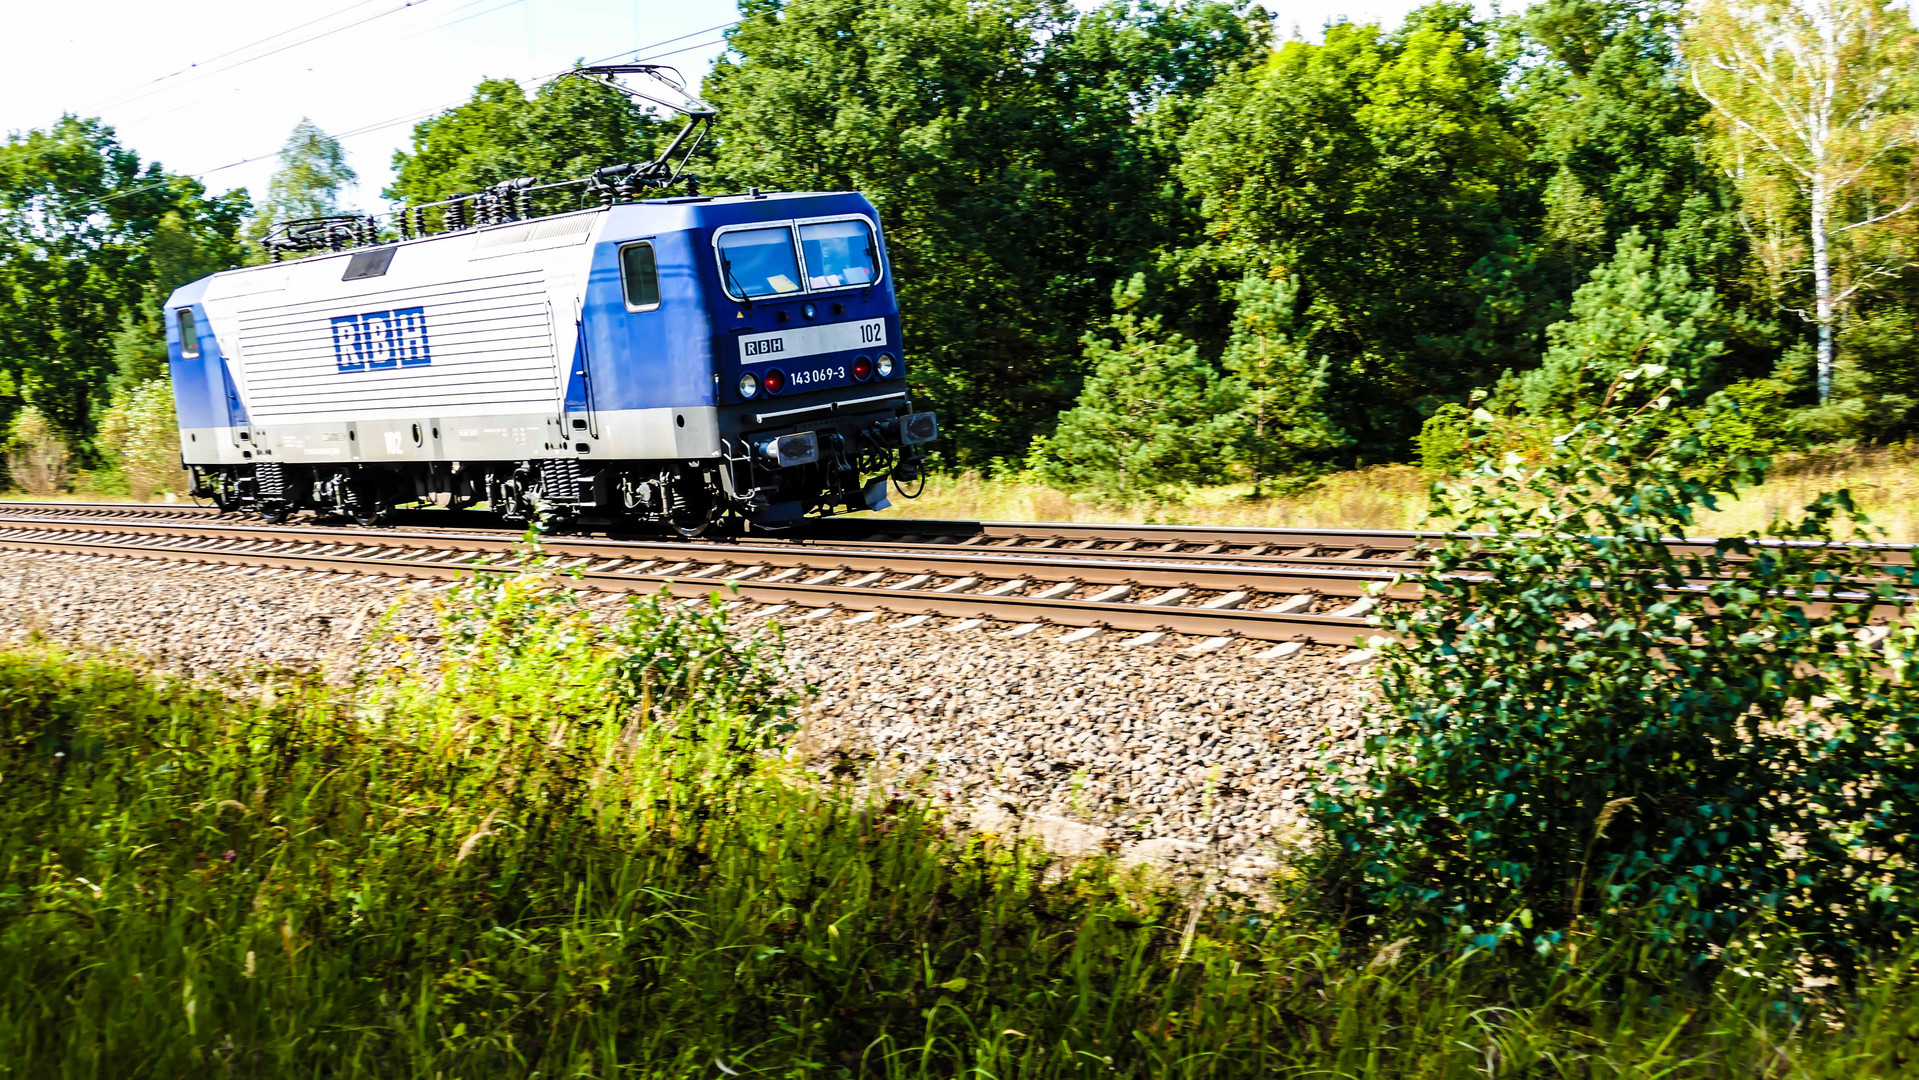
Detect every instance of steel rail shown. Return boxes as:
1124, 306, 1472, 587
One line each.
0, 514, 1416, 599
0, 520, 1386, 645
6, 501, 1907, 569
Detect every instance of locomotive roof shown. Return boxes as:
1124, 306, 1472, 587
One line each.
172, 189, 872, 304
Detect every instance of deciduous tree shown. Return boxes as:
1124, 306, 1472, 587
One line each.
1686, 0, 1919, 402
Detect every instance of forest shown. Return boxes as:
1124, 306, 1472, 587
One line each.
2, 0, 1915, 501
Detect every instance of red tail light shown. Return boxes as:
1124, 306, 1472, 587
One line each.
852, 355, 873, 381
763, 368, 786, 394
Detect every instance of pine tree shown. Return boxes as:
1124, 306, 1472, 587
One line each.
1519, 230, 1723, 417
1031, 275, 1243, 501
1219, 272, 1348, 494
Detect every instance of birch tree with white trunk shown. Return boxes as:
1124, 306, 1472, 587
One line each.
1685, 0, 1917, 402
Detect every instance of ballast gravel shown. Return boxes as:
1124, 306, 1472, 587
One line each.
0, 552, 1383, 886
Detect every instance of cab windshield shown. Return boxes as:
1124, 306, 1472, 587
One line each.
717, 226, 803, 299
800, 219, 877, 288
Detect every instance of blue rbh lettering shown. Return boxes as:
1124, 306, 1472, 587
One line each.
332, 306, 430, 372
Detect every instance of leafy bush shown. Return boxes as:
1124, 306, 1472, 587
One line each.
1315, 367, 1919, 974
2, 406, 72, 495
1414, 402, 1474, 475
94, 378, 185, 501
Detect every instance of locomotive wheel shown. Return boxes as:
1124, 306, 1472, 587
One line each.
669, 510, 713, 539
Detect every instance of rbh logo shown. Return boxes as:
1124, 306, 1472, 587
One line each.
331, 307, 430, 372
744, 337, 784, 357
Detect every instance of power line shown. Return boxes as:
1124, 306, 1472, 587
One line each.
92, 0, 443, 115
86, 0, 890, 213
110, 0, 524, 130
84, 0, 388, 111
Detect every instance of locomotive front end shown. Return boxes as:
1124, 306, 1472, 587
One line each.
696, 193, 936, 525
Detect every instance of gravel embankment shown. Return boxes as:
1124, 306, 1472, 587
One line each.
0, 552, 1381, 884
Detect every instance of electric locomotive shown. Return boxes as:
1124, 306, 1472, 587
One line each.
163, 66, 936, 534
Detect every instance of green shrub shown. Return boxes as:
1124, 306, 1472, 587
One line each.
1415, 402, 1473, 475
1314, 366, 1919, 974
94, 378, 186, 501
3, 406, 72, 495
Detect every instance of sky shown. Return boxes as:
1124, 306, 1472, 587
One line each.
3, 0, 1443, 216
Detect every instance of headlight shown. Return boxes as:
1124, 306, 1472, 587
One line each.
875, 352, 896, 377
738, 372, 759, 399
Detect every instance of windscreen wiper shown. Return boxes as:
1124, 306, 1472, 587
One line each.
721, 256, 755, 308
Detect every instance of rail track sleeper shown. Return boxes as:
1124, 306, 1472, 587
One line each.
797, 607, 837, 621
1058, 626, 1103, 643
934, 576, 980, 593
894, 615, 936, 629
760, 567, 804, 583
1031, 581, 1080, 600
1329, 596, 1377, 619
1181, 636, 1235, 656
1140, 588, 1189, 606
980, 579, 1029, 596
1255, 641, 1307, 659
1201, 591, 1250, 610
942, 618, 986, 633
886, 574, 931, 590
800, 569, 843, 585
1121, 631, 1168, 647
1268, 593, 1316, 614
1001, 623, 1045, 638
841, 571, 886, 587
844, 611, 881, 625
683, 563, 730, 579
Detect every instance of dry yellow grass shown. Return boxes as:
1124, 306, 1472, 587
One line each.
879, 466, 1433, 531
878, 446, 1919, 541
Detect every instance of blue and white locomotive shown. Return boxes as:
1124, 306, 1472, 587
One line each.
163, 66, 936, 534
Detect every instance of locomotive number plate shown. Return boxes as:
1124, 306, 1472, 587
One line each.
738, 318, 886, 364
789, 366, 848, 389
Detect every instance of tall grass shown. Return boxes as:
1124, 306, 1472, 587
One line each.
882, 443, 1919, 540
5, 557, 1919, 1074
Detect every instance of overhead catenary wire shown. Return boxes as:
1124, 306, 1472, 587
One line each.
84, 0, 897, 213
111, 0, 528, 130
89, 0, 443, 115
83, 0, 390, 112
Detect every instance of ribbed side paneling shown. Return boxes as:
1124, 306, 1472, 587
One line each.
233, 269, 560, 423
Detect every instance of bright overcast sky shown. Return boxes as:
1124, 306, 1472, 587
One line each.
3, 0, 1442, 216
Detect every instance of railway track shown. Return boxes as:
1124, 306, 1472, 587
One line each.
1, 503, 1906, 649
3, 500, 1910, 568
0, 514, 1402, 653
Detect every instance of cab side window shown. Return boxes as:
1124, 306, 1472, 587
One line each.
620, 242, 660, 311
176, 308, 200, 358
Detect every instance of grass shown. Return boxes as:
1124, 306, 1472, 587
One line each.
6, 546, 1919, 1075
880, 466, 1434, 532
879, 443, 1919, 540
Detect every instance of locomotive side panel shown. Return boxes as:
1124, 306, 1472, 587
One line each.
572, 225, 720, 462
183, 211, 604, 466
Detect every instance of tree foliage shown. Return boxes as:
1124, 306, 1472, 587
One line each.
1178, 6, 1541, 460
261, 119, 356, 223
1687, 0, 1919, 403
1030, 274, 1244, 499
1515, 229, 1723, 417
704, 0, 1265, 462
387, 76, 668, 206
0, 116, 248, 440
